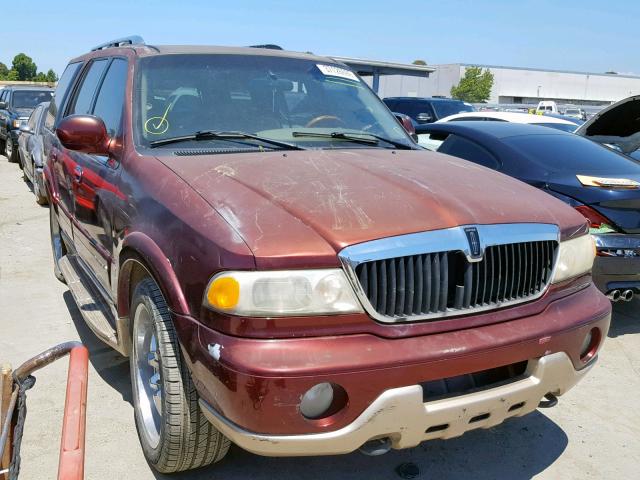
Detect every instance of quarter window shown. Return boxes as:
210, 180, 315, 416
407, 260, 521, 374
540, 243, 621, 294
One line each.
69, 59, 109, 115
46, 61, 82, 129
437, 134, 501, 170
92, 59, 128, 137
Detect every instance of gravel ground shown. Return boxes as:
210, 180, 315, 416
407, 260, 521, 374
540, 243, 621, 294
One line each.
1, 153, 639, 479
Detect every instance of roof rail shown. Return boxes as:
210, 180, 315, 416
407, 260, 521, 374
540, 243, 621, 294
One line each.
91, 35, 145, 51
248, 44, 283, 50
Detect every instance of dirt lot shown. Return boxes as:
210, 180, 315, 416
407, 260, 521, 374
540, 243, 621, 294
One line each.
1, 153, 639, 479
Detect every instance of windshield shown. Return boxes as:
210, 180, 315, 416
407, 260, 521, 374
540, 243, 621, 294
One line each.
12, 90, 53, 110
532, 122, 577, 133
135, 54, 413, 149
432, 101, 475, 119
504, 134, 640, 174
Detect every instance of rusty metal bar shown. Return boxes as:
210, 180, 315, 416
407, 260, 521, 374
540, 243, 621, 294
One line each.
12, 342, 83, 384
0, 365, 14, 480
0, 342, 88, 480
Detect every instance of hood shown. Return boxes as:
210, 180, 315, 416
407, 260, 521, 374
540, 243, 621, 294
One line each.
576, 95, 640, 154
158, 149, 586, 268
14, 108, 33, 118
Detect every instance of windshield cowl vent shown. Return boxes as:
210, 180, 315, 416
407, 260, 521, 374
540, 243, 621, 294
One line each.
173, 148, 263, 156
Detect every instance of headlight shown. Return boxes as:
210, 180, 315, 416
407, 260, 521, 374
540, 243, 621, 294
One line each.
551, 234, 595, 284
12, 119, 22, 128
204, 269, 363, 316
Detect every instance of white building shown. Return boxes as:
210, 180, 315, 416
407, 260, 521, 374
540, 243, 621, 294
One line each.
374, 63, 640, 106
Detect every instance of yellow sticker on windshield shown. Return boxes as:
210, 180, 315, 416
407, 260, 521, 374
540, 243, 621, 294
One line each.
144, 104, 171, 135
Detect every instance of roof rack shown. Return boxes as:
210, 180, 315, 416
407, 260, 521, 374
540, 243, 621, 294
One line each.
91, 35, 145, 51
248, 44, 283, 50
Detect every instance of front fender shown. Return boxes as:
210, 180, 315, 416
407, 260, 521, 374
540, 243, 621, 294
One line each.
118, 231, 190, 318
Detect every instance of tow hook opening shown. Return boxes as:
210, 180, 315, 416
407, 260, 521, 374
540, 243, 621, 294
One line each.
538, 392, 559, 409
359, 437, 392, 456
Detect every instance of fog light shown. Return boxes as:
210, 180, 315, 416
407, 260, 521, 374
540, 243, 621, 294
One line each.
580, 328, 601, 363
300, 383, 334, 419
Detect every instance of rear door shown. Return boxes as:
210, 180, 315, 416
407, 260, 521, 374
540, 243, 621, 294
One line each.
65, 57, 128, 294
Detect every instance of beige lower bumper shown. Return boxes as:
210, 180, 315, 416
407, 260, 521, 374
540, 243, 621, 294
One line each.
199, 352, 591, 457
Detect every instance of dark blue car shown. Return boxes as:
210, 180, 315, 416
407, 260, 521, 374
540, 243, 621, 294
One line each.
418, 121, 640, 300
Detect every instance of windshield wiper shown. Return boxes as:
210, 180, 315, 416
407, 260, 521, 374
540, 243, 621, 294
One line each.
150, 130, 307, 150
291, 131, 415, 150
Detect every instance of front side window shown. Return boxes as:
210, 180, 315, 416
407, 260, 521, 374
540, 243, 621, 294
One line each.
69, 59, 109, 115
12, 90, 53, 109
92, 59, 128, 137
135, 54, 413, 149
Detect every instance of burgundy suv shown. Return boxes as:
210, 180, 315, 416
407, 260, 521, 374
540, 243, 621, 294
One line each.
44, 37, 611, 473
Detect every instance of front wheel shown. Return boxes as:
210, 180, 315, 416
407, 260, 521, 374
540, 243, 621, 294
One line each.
5, 137, 18, 163
49, 206, 67, 283
130, 277, 230, 473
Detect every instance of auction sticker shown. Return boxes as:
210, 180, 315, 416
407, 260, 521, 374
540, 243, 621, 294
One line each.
316, 64, 359, 82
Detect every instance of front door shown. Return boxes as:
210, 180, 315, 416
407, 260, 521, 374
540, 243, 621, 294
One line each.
62, 57, 128, 295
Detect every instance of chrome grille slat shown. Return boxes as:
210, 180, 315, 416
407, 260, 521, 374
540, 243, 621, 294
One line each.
354, 239, 557, 320
340, 223, 561, 323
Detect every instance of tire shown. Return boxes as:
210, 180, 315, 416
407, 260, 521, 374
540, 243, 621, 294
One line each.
33, 160, 48, 205
130, 277, 230, 473
49, 206, 67, 283
5, 137, 18, 163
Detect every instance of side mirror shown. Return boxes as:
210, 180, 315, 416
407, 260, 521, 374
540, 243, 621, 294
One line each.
56, 115, 109, 155
19, 124, 32, 134
394, 113, 417, 141
416, 112, 433, 124
0, 101, 6, 109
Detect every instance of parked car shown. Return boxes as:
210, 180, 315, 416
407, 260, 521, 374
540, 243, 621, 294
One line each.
432, 111, 578, 132
0, 86, 53, 162
562, 105, 587, 121
17, 101, 50, 204
383, 97, 475, 125
416, 121, 640, 299
45, 37, 610, 473
542, 111, 585, 126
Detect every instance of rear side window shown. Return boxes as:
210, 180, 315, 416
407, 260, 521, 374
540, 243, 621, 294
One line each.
437, 134, 501, 170
69, 59, 109, 115
92, 59, 128, 137
46, 62, 82, 130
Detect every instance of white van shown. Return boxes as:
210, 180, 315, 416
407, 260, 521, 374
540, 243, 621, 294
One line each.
536, 100, 558, 114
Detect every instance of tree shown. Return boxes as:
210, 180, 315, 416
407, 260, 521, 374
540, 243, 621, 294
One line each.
412, 59, 427, 65
0, 62, 8, 80
450, 66, 494, 103
46, 69, 58, 83
7, 70, 19, 81
34, 72, 48, 82
11, 53, 38, 80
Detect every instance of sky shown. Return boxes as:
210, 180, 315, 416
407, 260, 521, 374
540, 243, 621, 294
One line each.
1, 0, 638, 76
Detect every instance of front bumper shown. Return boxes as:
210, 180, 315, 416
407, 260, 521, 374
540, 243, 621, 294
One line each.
592, 233, 640, 293
199, 351, 588, 456
175, 282, 610, 443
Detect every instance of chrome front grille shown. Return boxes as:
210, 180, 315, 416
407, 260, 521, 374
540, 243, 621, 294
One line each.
339, 224, 560, 322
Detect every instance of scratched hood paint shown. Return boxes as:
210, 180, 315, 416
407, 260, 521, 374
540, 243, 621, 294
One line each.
158, 149, 585, 268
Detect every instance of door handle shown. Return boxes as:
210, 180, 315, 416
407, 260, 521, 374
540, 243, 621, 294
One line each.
74, 165, 83, 183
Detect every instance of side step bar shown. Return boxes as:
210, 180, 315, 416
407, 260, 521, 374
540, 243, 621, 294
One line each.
58, 255, 129, 355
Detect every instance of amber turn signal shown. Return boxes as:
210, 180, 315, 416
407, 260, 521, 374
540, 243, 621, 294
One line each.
206, 276, 240, 310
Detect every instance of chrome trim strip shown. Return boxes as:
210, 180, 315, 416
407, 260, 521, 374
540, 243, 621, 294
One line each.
339, 223, 560, 323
